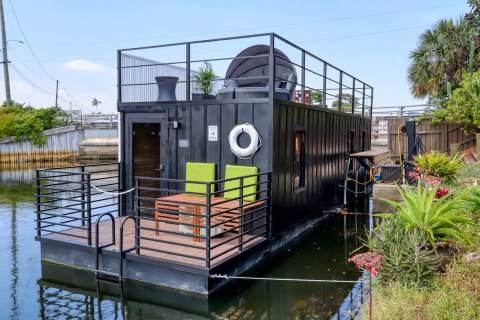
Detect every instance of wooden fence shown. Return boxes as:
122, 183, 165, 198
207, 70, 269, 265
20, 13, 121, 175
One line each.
387, 119, 476, 159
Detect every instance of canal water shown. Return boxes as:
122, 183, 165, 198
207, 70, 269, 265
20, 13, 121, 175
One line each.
0, 163, 370, 320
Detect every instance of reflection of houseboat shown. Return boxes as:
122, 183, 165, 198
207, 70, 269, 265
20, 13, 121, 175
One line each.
34, 33, 373, 295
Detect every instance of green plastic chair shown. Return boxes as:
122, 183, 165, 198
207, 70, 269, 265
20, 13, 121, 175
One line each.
223, 165, 258, 202
185, 162, 216, 196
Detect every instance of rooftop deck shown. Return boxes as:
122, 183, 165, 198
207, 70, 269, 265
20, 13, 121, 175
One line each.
118, 33, 373, 117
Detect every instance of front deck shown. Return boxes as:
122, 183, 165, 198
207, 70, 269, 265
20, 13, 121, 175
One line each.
46, 217, 262, 267
35, 163, 272, 294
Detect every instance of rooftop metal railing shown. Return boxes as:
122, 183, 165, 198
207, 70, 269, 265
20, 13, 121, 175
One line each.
117, 33, 373, 117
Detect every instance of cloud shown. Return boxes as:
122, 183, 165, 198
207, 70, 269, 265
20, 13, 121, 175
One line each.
62, 59, 104, 72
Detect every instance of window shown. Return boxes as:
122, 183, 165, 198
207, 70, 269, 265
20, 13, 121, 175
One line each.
294, 131, 306, 191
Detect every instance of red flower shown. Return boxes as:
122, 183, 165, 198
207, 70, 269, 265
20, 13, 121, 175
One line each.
435, 187, 449, 199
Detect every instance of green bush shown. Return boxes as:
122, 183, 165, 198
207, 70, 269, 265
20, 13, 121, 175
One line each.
380, 181, 473, 247
463, 186, 480, 214
366, 216, 440, 286
414, 151, 463, 182
0, 105, 62, 147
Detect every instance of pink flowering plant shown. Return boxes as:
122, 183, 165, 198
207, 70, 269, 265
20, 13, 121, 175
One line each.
348, 251, 383, 276
408, 167, 450, 199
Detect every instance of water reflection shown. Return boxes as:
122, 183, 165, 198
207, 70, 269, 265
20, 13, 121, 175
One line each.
0, 163, 370, 320
37, 213, 369, 320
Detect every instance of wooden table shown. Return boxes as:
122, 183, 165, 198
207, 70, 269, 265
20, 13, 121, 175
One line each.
154, 194, 221, 242
155, 194, 265, 241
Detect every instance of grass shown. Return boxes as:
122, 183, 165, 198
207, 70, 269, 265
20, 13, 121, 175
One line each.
359, 162, 480, 320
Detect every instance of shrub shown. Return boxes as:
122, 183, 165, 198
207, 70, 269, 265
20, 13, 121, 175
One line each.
0, 106, 62, 147
380, 181, 473, 247
364, 216, 440, 286
463, 186, 480, 214
414, 151, 463, 182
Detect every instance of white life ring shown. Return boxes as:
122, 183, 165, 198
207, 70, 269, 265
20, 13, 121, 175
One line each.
228, 123, 261, 159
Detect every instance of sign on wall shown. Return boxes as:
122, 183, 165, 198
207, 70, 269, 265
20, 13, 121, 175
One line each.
208, 126, 218, 141
378, 120, 388, 135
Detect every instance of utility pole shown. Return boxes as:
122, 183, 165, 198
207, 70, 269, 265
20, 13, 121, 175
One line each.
0, 0, 11, 107
55, 80, 58, 108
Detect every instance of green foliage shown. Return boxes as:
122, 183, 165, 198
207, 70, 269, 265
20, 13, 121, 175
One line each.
380, 181, 473, 247
310, 90, 323, 104
0, 105, 63, 147
331, 93, 359, 111
408, 18, 478, 99
365, 216, 440, 286
360, 259, 480, 320
194, 61, 216, 94
414, 151, 463, 181
463, 186, 480, 214
438, 71, 480, 133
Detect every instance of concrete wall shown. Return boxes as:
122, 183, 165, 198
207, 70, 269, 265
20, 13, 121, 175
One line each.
0, 125, 118, 163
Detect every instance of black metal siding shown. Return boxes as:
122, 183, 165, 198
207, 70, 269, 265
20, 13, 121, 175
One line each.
271, 101, 371, 236
119, 99, 371, 237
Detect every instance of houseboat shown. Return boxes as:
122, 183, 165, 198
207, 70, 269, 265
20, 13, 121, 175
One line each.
35, 33, 373, 295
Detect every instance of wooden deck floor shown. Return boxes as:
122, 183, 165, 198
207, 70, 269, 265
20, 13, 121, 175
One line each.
46, 217, 262, 267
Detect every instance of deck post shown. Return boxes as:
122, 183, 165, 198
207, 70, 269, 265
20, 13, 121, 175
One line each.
134, 177, 140, 254
35, 170, 41, 237
86, 172, 92, 246
238, 178, 244, 252
301, 50, 305, 104
323, 62, 327, 107
117, 162, 122, 217
266, 172, 272, 239
362, 83, 366, 117
338, 71, 343, 112
186, 43, 191, 101
206, 182, 211, 268
81, 166, 86, 226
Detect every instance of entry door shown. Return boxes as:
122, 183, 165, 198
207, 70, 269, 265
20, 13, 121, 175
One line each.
124, 114, 168, 215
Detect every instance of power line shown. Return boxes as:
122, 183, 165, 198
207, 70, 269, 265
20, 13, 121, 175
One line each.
7, 0, 56, 82
7, 0, 93, 113
9, 63, 54, 96
30, 3, 464, 48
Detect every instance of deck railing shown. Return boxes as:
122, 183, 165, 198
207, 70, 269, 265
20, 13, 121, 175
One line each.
117, 33, 373, 117
35, 165, 271, 268
35, 163, 122, 245
133, 172, 272, 268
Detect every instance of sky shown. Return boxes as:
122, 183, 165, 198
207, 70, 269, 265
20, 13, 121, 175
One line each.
0, 0, 470, 114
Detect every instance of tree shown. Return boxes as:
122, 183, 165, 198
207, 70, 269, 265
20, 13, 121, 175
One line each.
438, 71, 480, 133
407, 18, 478, 99
92, 98, 102, 113
310, 90, 323, 104
0, 106, 62, 146
331, 93, 359, 112
194, 61, 216, 94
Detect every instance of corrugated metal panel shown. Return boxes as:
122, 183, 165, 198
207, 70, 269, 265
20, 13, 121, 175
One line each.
120, 53, 223, 103
0, 126, 83, 162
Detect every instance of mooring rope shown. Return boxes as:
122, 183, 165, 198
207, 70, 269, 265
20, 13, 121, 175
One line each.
209, 274, 366, 283
90, 184, 135, 196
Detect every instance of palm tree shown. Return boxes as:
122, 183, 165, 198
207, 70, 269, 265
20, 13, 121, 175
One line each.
92, 98, 102, 113
408, 18, 478, 99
